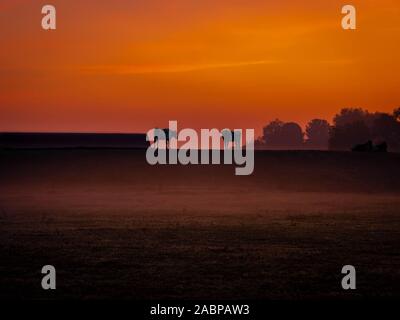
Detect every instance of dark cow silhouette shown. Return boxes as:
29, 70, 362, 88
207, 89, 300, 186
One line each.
374, 142, 388, 153
221, 129, 241, 149
352, 140, 373, 152
352, 140, 388, 153
153, 128, 177, 149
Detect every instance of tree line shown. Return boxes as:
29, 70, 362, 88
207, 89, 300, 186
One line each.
255, 107, 400, 151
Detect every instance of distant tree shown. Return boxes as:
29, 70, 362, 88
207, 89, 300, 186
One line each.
329, 108, 374, 150
394, 107, 400, 121
280, 122, 304, 148
263, 119, 303, 149
305, 119, 330, 149
372, 113, 400, 151
333, 108, 372, 127
330, 107, 400, 151
254, 137, 266, 150
329, 121, 371, 150
263, 119, 284, 147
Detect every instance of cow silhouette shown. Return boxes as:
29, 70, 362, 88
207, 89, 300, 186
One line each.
221, 129, 241, 149
153, 128, 177, 149
352, 140, 373, 152
352, 140, 388, 153
373, 142, 388, 153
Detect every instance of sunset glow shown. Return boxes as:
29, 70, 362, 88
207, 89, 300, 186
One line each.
1, 0, 400, 135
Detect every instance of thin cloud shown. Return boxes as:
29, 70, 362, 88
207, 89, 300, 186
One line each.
83, 60, 282, 75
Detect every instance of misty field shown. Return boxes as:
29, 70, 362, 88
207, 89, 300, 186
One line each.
0, 149, 400, 299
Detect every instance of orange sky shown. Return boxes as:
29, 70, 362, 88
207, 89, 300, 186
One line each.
1, 0, 400, 135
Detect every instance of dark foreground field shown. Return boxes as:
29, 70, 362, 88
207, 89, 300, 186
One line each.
0, 149, 400, 300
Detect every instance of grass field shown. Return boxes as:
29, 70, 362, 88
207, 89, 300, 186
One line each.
0, 149, 400, 299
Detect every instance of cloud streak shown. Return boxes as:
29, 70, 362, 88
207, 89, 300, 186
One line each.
83, 60, 282, 75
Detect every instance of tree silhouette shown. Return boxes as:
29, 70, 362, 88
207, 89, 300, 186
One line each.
333, 108, 371, 127
263, 119, 284, 147
329, 108, 373, 150
305, 119, 330, 149
372, 113, 400, 151
263, 119, 303, 149
329, 107, 400, 151
329, 121, 371, 150
281, 122, 303, 148
262, 107, 400, 151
